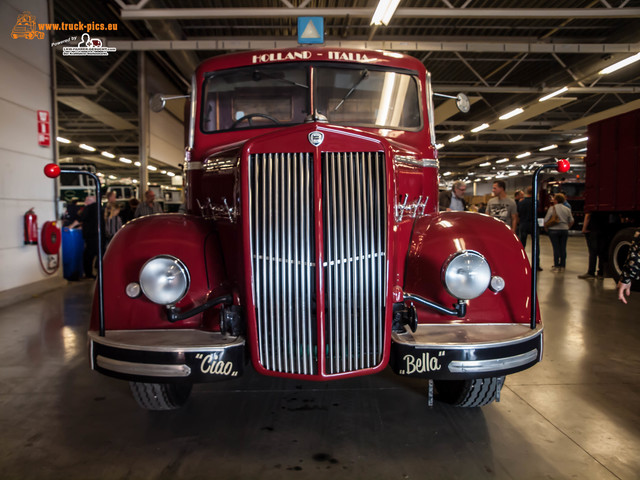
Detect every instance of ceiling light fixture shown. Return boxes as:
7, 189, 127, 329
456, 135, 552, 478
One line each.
448, 134, 464, 143
108, 175, 117, 180
570, 137, 588, 144
495, 158, 509, 164
119, 157, 132, 164
539, 144, 558, 151
134, 161, 141, 167
101, 151, 115, 159
167, 172, 176, 177
516, 152, 531, 159
435, 143, 444, 149
56, 136, 71, 144
79, 143, 96, 152
147, 165, 157, 171
599, 52, 640, 75
470, 123, 489, 133
479, 161, 491, 167
370, 0, 401, 26
498, 108, 524, 120
442, 171, 452, 176
539, 87, 568, 102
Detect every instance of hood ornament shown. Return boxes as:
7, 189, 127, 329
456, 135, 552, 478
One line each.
308, 131, 324, 147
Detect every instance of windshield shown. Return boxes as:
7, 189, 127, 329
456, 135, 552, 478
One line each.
314, 67, 421, 129
201, 64, 422, 132
202, 65, 310, 132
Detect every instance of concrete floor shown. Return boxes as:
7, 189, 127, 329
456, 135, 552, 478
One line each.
0, 236, 638, 479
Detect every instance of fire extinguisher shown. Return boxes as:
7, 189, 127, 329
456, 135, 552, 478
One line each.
24, 208, 61, 275
24, 208, 38, 245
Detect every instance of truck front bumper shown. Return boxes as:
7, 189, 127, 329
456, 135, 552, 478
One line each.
89, 330, 245, 383
390, 324, 542, 380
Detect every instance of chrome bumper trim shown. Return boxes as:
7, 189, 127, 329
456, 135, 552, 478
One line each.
448, 349, 539, 373
96, 355, 192, 377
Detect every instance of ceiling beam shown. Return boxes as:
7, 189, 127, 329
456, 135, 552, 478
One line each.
488, 97, 576, 130
104, 39, 640, 54
434, 96, 482, 124
120, 8, 640, 21
551, 98, 640, 130
58, 96, 136, 130
432, 85, 640, 94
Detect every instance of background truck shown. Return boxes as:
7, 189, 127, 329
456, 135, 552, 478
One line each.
585, 108, 640, 287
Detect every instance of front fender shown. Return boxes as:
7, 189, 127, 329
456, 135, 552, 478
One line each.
90, 214, 227, 331
404, 212, 537, 324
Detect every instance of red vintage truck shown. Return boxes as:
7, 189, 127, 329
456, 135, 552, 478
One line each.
50, 47, 561, 410
585, 108, 640, 286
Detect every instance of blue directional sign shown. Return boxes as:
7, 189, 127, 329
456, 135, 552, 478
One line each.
298, 17, 324, 44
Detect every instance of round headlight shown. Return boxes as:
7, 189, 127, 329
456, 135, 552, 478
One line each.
139, 255, 190, 305
442, 251, 491, 300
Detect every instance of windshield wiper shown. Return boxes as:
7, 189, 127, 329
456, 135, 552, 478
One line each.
252, 70, 308, 89
333, 69, 369, 111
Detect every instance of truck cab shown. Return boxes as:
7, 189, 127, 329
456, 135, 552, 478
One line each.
85, 47, 543, 410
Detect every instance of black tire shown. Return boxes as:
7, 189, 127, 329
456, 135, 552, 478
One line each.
435, 377, 504, 407
129, 382, 192, 411
609, 228, 640, 291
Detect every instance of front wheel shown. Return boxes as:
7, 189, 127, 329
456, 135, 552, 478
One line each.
435, 377, 505, 407
129, 382, 192, 410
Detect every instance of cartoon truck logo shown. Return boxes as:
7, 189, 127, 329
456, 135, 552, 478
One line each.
11, 11, 45, 40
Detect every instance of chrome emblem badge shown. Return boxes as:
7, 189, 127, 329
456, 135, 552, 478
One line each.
308, 131, 324, 147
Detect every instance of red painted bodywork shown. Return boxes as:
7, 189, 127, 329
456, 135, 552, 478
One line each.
91, 46, 540, 381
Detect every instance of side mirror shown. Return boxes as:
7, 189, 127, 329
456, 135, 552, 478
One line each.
455, 93, 470, 113
433, 92, 471, 113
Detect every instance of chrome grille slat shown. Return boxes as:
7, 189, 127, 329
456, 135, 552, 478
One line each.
249, 150, 386, 376
323, 151, 387, 374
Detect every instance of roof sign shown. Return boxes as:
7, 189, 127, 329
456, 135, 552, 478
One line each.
297, 17, 324, 44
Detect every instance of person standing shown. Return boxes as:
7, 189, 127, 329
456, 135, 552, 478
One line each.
514, 190, 524, 204
544, 193, 574, 273
104, 190, 123, 246
486, 181, 518, 231
79, 196, 103, 279
617, 229, 640, 304
517, 186, 542, 271
134, 190, 163, 218
577, 211, 608, 279
439, 181, 467, 212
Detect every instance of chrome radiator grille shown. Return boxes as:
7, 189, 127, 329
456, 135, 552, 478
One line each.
323, 152, 386, 374
249, 153, 316, 375
248, 151, 387, 376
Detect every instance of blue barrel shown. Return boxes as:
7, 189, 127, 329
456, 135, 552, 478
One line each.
62, 227, 84, 281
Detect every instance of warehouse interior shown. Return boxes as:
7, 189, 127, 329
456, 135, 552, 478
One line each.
1, 1, 639, 478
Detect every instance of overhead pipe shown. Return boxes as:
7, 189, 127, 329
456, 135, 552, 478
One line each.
120, 7, 640, 20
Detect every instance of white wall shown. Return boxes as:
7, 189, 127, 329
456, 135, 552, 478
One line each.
0, 0, 60, 294
147, 57, 185, 169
